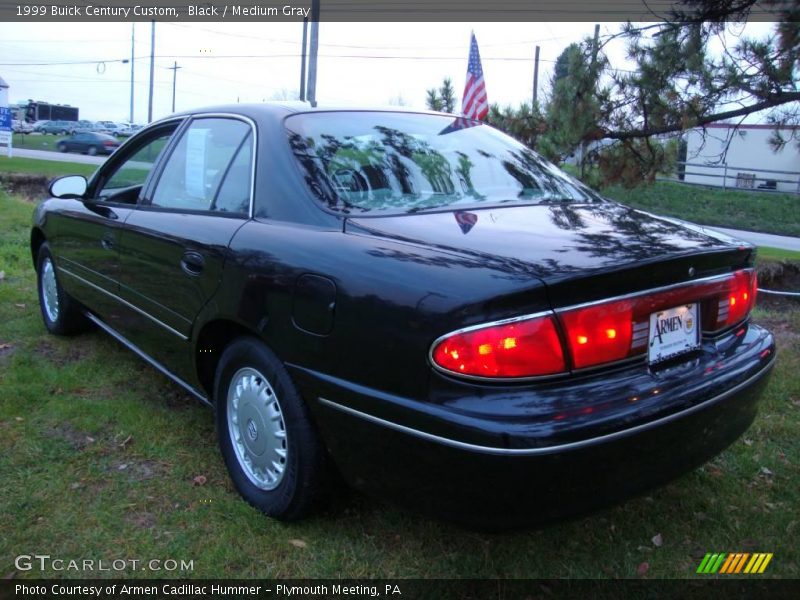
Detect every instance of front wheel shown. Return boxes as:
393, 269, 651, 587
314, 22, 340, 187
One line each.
36, 243, 88, 335
57, 143, 67, 153
214, 338, 328, 520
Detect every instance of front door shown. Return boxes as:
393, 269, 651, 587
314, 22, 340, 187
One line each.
52, 126, 181, 321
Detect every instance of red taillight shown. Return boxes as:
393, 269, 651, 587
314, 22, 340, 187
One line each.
718, 269, 757, 327
432, 269, 756, 379
559, 299, 634, 369
431, 315, 566, 378
103, 140, 115, 146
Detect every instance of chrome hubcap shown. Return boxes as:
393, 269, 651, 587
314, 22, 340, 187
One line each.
227, 367, 288, 490
41, 258, 60, 322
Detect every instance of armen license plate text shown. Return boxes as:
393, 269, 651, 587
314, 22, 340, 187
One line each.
649, 303, 700, 364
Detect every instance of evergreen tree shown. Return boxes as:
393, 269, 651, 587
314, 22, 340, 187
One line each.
425, 78, 458, 113
425, 88, 444, 112
439, 78, 457, 113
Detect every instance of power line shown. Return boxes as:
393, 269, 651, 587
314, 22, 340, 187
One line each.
0, 56, 148, 66
0, 38, 128, 44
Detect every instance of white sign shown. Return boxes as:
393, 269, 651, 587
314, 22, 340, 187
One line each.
0, 130, 12, 158
185, 127, 208, 199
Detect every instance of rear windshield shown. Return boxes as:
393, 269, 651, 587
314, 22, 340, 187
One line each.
285, 111, 601, 215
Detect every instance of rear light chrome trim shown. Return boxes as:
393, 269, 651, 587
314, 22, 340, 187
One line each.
553, 269, 753, 316
428, 309, 570, 383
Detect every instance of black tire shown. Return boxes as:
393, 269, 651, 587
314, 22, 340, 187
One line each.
57, 143, 67, 153
87, 146, 98, 156
214, 337, 327, 521
36, 243, 88, 335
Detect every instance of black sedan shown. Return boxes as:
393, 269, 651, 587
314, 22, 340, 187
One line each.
56, 132, 120, 156
31, 105, 775, 527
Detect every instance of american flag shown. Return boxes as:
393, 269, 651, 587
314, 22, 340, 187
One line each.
462, 32, 488, 121
437, 116, 480, 136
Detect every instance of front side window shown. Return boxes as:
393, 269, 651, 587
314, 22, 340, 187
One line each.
151, 118, 252, 213
286, 111, 601, 214
100, 131, 174, 196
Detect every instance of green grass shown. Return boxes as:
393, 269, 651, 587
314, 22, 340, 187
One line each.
0, 156, 97, 179
12, 133, 69, 151
758, 247, 800, 263
605, 181, 800, 238
1, 192, 798, 579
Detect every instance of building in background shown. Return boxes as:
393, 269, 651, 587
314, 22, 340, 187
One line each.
683, 123, 800, 193
12, 99, 79, 123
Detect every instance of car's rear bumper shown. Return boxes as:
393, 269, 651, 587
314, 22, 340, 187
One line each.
291, 322, 775, 527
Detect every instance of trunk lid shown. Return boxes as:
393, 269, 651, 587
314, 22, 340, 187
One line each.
345, 202, 754, 307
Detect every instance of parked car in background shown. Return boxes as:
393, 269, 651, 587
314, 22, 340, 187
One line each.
32, 120, 51, 133
12, 119, 34, 134
39, 120, 76, 135
69, 120, 96, 134
32, 105, 776, 528
115, 123, 138, 137
55, 131, 120, 155
96, 121, 125, 137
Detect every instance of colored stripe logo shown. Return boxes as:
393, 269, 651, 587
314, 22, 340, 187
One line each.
696, 552, 773, 574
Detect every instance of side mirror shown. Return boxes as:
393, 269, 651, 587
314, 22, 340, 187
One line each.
49, 175, 87, 199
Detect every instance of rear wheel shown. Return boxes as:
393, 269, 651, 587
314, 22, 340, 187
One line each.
36, 243, 88, 335
215, 337, 327, 520
87, 146, 98, 156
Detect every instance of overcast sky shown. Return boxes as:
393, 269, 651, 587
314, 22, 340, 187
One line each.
0, 20, 777, 123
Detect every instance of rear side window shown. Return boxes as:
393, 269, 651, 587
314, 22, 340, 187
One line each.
212, 133, 253, 214
151, 117, 252, 214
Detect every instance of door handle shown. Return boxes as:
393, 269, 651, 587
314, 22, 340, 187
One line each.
100, 235, 114, 250
180, 251, 205, 276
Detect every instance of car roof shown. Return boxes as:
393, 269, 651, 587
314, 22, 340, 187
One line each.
159, 102, 458, 127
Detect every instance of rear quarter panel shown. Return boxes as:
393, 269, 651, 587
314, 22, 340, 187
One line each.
211, 219, 553, 401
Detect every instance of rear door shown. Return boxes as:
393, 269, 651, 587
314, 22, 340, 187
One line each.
116, 115, 255, 379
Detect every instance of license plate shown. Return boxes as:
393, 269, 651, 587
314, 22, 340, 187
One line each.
648, 303, 700, 364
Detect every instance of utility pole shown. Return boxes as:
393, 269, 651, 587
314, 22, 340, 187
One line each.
169, 61, 182, 112
532, 45, 540, 109
147, 21, 155, 123
306, 0, 320, 107
129, 23, 135, 124
299, 17, 308, 101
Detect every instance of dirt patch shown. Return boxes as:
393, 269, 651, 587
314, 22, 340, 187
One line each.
34, 339, 93, 367
0, 343, 16, 364
755, 260, 800, 314
125, 511, 157, 529
0, 173, 48, 199
43, 423, 94, 450
107, 458, 170, 483
129, 377, 197, 411
160, 386, 197, 410
757, 261, 800, 293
